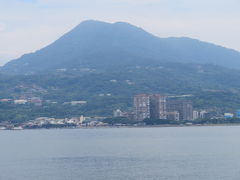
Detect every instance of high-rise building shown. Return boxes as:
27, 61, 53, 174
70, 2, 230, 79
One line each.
193, 110, 207, 120
167, 100, 193, 121
133, 94, 167, 121
133, 94, 150, 121
199, 110, 207, 119
167, 111, 180, 121
193, 110, 199, 120
150, 94, 167, 119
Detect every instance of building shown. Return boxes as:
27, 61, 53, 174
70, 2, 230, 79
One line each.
70, 101, 87, 105
14, 99, 28, 105
167, 100, 193, 121
123, 112, 135, 120
150, 94, 167, 119
79, 115, 85, 124
193, 110, 207, 120
167, 111, 180, 121
193, 110, 199, 120
113, 109, 123, 117
224, 113, 234, 118
199, 110, 207, 119
133, 94, 167, 121
236, 110, 240, 118
133, 94, 150, 121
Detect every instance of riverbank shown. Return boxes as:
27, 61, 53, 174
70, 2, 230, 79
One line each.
2, 123, 240, 131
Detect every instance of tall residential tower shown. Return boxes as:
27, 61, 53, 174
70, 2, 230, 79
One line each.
133, 94, 150, 121
167, 100, 193, 121
134, 94, 167, 121
150, 94, 167, 120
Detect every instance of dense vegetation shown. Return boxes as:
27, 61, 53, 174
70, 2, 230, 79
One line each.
1, 62, 240, 123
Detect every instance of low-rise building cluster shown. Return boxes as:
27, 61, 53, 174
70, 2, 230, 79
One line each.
0, 116, 108, 130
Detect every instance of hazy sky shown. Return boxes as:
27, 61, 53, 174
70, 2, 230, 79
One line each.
0, 0, 240, 65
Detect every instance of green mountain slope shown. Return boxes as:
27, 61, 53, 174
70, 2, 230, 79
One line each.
2, 20, 240, 74
1, 62, 240, 122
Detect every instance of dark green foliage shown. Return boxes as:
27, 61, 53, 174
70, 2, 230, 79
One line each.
144, 118, 179, 125
194, 118, 240, 124
1, 62, 240, 122
102, 117, 137, 125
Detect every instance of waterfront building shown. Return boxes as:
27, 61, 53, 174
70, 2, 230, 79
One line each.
80, 115, 85, 124
150, 94, 167, 119
167, 100, 193, 121
167, 111, 180, 121
199, 110, 207, 119
193, 110, 199, 120
134, 94, 167, 121
113, 109, 123, 117
193, 110, 207, 120
133, 94, 150, 121
224, 113, 234, 118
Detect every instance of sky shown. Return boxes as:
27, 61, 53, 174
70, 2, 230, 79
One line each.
0, 0, 240, 65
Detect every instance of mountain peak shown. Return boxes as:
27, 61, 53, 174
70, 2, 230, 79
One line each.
78, 20, 110, 26
73, 20, 144, 33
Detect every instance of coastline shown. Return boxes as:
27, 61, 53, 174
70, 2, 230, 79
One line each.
2, 123, 240, 131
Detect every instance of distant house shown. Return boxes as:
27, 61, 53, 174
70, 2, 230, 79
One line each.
113, 109, 123, 117
0, 99, 12, 102
224, 113, 234, 118
70, 101, 87, 105
14, 99, 28, 105
28, 97, 42, 106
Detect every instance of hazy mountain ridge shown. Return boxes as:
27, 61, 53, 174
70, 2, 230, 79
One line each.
2, 20, 240, 74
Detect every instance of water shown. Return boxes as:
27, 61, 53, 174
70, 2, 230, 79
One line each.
1, 126, 240, 180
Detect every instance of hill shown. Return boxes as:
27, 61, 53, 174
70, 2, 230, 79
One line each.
2, 20, 240, 74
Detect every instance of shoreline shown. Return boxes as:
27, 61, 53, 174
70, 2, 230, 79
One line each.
2, 123, 240, 131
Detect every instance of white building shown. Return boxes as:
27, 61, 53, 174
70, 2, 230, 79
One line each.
14, 99, 28, 105
224, 113, 234, 118
80, 115, 85, 124
199, 110, 207, 119
193, 111, 199, 120
70, 101, 87, 105
113, 109, 123, 117
193, 110, 207, 120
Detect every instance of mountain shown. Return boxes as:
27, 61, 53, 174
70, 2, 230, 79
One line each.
1, 20, 240, 122
2, 20, 240, 74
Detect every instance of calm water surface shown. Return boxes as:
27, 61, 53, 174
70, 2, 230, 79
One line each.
1, 126, 240, 180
